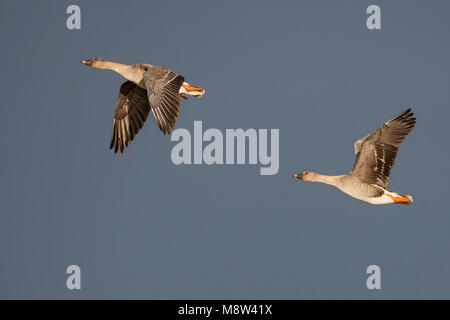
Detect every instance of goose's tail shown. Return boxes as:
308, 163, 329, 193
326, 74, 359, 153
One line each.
179, 82, 205, 99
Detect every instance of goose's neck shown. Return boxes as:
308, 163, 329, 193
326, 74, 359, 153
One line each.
97, 61, 139, 83
311, 173, 344, 187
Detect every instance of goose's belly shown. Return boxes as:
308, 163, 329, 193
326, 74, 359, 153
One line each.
339, 189, 394, 205
336, 183, 391, 205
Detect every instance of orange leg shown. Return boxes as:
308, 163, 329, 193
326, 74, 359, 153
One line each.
182, 83, 204, 92
385, 193, 411, 204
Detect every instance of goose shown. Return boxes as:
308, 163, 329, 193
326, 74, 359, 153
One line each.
292, 109, 416, 205
81, 58, 205, 153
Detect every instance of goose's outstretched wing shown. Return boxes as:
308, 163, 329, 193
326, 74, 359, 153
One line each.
351, 109, 416, 188
143, 66, 184, 134
110, 81, 151, 153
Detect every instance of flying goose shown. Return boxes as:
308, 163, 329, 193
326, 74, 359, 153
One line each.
81, 58, 205, 153
293, 109, 416, 205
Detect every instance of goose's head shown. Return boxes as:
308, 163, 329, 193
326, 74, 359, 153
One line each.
293, 171, 316, 182
81, 57, 104, 68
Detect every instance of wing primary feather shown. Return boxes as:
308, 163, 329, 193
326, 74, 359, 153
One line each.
350, 109, 416, 188
110, 81, 151, 153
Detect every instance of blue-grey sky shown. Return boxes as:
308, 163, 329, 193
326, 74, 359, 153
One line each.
0, 0, 449, 299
